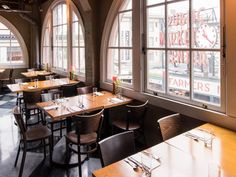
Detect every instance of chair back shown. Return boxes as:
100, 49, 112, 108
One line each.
61, 83, 78, 97
41, 92, 54, 102
77, 86, 93, 95
126, 100, 148, 129
13, 106, 26, 139
14, 78, 30, 84
27, 68, 35, 72
23, 89, 42, 104
99, 131, 135, 167
73, 109, 104, 136
157, 113, 182, 141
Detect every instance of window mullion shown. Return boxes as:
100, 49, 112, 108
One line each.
165, 1, 168, 95
189, 0, 193, 102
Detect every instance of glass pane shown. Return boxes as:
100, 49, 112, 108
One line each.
168, 50, 190, 98
57, 26, 63, 46
109, 17, 118, 47
120, 49, 132, 84
72, 47, 79, 69
107, 49, 119, 80
119, 11, 132, 47
72, 11, 78, 22
57, 5, 62, 25
72, 22, 79, 46
79, 24, 84, 46
120, 0, 132, 11
0, 22, 8, 29
193, 51, 220, 105
147, 5, 165, 48
167, 1, 189, 48
62, 24, 67, 46
192, 0, 220, 49
53, 27, 58, 46
52, 6, 58, 26
147, 50, 165, 92
79, 47, 85, 75
62, 47, 67, 69
53, 47, 58, 67
62, 4, 67, 24
10, 47, 23, 63
147, 0, 164, 6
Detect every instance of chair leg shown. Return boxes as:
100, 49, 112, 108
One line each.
60, 121, 63, 137
48, 137, 53, 165
14, 142, 21, 167
18, 143, 27, 177
77, 145, 82, 177
43, 139, 46, 159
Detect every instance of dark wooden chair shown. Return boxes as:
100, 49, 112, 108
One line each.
112, 100, 148, 144
13, 106, 52, 177
41, 92, 66, 139
99, 131, 135, 167
14, 78, 30, 107
22, 89, 43, 127
61, 83, 78, 97
65, 109, 104, 177
0, 68, 14, 92
157, 113, 182, 141
77, 86, 93, 95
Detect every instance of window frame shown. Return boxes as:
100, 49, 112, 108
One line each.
0, 15, 28, 68
101, 0, 225, 113
41, 0, 86, 81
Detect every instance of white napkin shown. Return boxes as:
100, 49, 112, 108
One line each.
109, 98, 123, 103
21, 82, 28, 85
95, 92, 104, 96
44, 105, 59, 110
28, 86, 35, 89
186, 129, 212, 141
69, 106, 81, 112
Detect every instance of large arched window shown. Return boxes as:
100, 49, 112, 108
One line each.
101, 0, 224, 112
107, 0, 132, 85
42, 1, 85, 78
0, 16, 28, 68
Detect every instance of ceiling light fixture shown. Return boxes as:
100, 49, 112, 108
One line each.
2, 5, 10, 10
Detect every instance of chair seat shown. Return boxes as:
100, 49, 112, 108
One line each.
26, 126, 51, 141
112, 119, 141, 131
66, 131, 97, 145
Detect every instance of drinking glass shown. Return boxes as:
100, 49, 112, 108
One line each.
93, 87, 98, 96
204, 129, 215, 148
208, 162, 221, 177
78, 95, 84, 108
34, 79, 39, 88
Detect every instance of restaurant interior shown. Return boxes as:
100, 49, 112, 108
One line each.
0, 0, 236, 177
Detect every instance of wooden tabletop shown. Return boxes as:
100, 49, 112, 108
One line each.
166, 123, 236, 176
7, 78, 78, 93
21, 70, 52, 78
37, 91, 133, 121
92, 123, 236, 177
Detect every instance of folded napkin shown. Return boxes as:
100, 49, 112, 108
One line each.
21, 82, 28, 85
129, 152, 160, 170
185, 129, 212, 141
28, 86, 35, 89
109, 98, 123, 103
94, 92, 104, 96
69, 106, 81, 112
44, 105, 59, 110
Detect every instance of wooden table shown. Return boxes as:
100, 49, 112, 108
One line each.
7, 78, 78, 93
92, 123, 236, 177
37, 91, 132, 122
21, 70, 52, 78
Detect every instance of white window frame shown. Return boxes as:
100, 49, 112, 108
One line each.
0, 15, 28, 68
41, 0, 85, 81
101, 0, 225, 113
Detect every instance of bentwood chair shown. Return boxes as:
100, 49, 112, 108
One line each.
112, 100, 148, 144
61, 83, 78, 97
99, 131, 135, 167
77, 86, 93, 95
65, 109, 104, 177
22, 89, 43, 127
0, 68, 14, 92
157, 113, 182, 141
13, 106, 52, 177
14, 78, 30, 107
